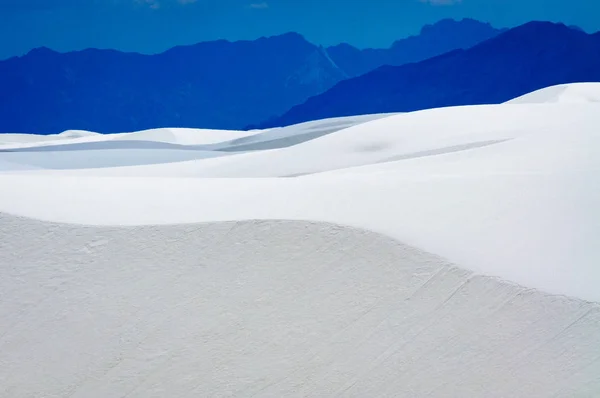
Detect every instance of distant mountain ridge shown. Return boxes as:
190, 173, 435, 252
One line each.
0, 19, 505, 135
0, 32, 346, 134
328, 18, 505, 77
265, 22, 600, 128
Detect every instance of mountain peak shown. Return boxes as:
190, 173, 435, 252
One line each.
258, 32, 309, 44
26, 46, 58, 57
473, 20, 590, 53
504, 20, 579, 35
325, 18, 503, 78
327, 42, 358, 52
388, 18, 501, 52
420, 18, 494, 36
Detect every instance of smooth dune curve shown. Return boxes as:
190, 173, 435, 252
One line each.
506, 82, 600, 104
1, 213, 599, 398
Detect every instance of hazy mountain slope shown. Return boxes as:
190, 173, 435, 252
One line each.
0, 33, 346, 134
269, 22, 600, 127
327, 18, 504, 77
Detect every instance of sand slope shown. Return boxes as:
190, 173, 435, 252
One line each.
1, 214, 599, 398
0, 115, 389, 170
506, 82, 600, 104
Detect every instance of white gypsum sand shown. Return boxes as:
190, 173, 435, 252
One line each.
505, 82, 600, 104
1, 215, 599, 398
0, 84, 599, 397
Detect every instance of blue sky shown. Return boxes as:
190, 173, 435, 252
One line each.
0, 0, 597, 59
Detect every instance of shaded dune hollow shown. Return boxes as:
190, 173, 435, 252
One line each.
1, 213, 599, 397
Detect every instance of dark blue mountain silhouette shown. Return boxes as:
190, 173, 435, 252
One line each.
328, 18, 504, 77
265, 22, 600, 128
0, 19, 505, 135
0, 33, 346, 134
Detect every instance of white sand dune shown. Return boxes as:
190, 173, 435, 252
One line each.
506, 82, 600, 104
159, 103, 597, 178
10, 102, 594, 177
57, 129, 102, 138
0, 130, 100, 145
0, 127, 255, 151
109, 127, 256, 145
1, 215, 599, 398
0, 116, 385, 170
0, 149, 232, 169
0, 115, 383, 153
0, 128, 256, 169
209, 113, 397, 152
1, 171, 598, 304
1, 83, 599, 397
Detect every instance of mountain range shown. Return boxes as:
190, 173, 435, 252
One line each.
0, 19, 598, 135
267, 21, 600, 128
0, 19, 503, 135
327, 18, 505, 78
0, 33, 344, 134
